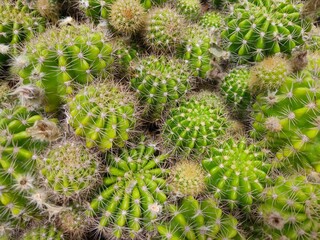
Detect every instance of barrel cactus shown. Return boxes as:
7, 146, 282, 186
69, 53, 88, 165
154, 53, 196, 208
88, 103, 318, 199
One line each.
199, 11, 223, 32
221, 0, 311, 62
38, 140, 101, 199
168, 160, 206, 197
67, 82, 137, 151
12, 24, 114, 113
0, 105, 59, 224
221, 67, 251, 113
22, 224, 63, 239
130, 55, 191, 120
258, 175, 320, 239
88, 143, 168, 239
202, 138, 271, 210
144, 7, 186, 53
176, 0, 201, 21
157, 196, 244, 239
162, 91, 230, 156
251, 69, 320, 172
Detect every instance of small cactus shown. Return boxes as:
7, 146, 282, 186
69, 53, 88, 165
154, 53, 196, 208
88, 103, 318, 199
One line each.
130, 55, 191, 120
199, 11, 223, 32
22, 224, 64, 239
221, 0, 311, 62
157, 196, 244, 239
202, 138, 271, 210
168, 160, 206, 197
67, 82, 137, 151
176, 0, 202, 21
88, 142, 168, 239
258, 175, 320, 239
162, 91, 230, 156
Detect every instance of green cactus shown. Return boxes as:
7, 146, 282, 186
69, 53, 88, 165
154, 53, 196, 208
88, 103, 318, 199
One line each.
157, 196, 244, 240
144, 7, 186, 53
221, 67, 251, 113
88, 143, 168, 239
251, 69, 320, 172
114, 38, 138, 75
22, 225, 63, 239
176, 0, 202, 21
0, 223, 13, 240
0, 1, 46, 66
202, 138, 271, 211
12, 24, 114, 113
0, 105, 59, 224
249, 55, 292, 95
211, 0, 237, 9
168, 160, 206, 197
221, 0, 311, 62
109, 0, 146, 35
67, 82, 137, 151
258, 175, 320, 240
130, 55, 191, 120
162, 91, 230, 156
178, 25, 216, 78
38, 140, 101, 199
199, 11, 223, 32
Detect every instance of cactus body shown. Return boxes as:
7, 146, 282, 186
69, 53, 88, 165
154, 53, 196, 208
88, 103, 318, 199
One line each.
199, 11, 223, 31
259, 175, 320, 240
22, 225, 63, 240
12, 25, 114, 113
162, 92, 230, 155
67, 82, 137, 151
89, 143, 168, 239
157, 196, 244, 239
130, 55, 191, 120
176, 0, 201, 21
222, 0, 310, 62
251, 70, 320, 172
202, 138, 271, 210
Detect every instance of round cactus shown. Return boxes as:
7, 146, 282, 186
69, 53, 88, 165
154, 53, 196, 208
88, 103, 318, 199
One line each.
88, 143, 168, 239
22, 224, 63, 239
258, 175, 320, 240
12, 24, 114, 113
0, 1, 46, 66
38, 140, 101, 199
176, 0, 202, 21
251, 69, 320, 172
168, 160, 206, 197
199, 11, 223, 32
144, 7, 186, 53
249, 55, 292, 95
157, 196, 244, 240
202, 138, 271, 210
0, 105, 59, 223
221, 0, 311, 62
67, 82, 137, 151
109, 0, 146, 35
221, 67, 251, 113
130, 55, 191, 120
178, 25, 216, 78
162, 91, 230, 156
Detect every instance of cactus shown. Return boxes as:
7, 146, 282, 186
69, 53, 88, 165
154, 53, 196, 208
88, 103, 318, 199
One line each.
202, 138, 271, 210
0, 82, 10, 108
199, 11, 223, 32
176, 0, 202, 21
249, 55, 292, 95
109, 0, 146, 35
258, 175, 320, 240
0, 1, 46, 66
38, 140, 101, 199
221, 0, 311, 62
12, 24, 114, 113
168, 160, 206, 197
67, 82, 137, 151
162, 91, 230, 156
35, 0, 61, 22
251, 69, 320, 172
221, 67, 251, 114
130, 55, 191, 120
211, 0, 237, 9
144, 7, 186, 53
0, 105, 59, 223
178, 25, 216, 78
157, 196, 244, 240
22, 224, 63, 239
88, 143, 168, 239
114, 38, 138, 75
